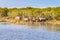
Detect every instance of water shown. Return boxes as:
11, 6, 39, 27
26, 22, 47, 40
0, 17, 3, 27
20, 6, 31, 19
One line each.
0, 22, 60, 40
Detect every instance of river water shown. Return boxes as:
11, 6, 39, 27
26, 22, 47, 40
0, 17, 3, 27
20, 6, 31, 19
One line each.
0, 22, 60, 40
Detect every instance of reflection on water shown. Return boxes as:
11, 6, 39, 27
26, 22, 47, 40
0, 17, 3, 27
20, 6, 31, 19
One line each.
0, 22, 60, 32
0, 22, 60, 40
26, 23, 60, 32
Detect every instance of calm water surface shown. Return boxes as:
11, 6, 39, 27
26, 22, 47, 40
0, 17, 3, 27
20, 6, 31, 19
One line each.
0, 22, 60, 40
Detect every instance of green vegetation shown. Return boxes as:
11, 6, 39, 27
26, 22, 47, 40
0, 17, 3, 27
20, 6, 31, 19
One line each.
0, 7, 60, 20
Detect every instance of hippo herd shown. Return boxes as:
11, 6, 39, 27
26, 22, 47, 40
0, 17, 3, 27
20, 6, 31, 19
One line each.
15, 16, 48, 22
28, 18, 47, 22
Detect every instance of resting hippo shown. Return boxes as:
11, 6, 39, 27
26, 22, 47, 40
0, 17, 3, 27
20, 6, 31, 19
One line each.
37, 18, 47, 22
23, 18, 28, 22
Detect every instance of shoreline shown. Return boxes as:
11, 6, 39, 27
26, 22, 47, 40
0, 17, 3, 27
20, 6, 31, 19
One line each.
0, 19, 60, 26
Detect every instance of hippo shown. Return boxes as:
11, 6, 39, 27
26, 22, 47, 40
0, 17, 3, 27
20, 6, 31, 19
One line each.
37, 18, 47, 22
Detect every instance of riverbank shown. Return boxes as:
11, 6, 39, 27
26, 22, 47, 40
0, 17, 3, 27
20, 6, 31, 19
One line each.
5, 19, 60, 25
45, 20, 60, 25
0, 18, 60, 25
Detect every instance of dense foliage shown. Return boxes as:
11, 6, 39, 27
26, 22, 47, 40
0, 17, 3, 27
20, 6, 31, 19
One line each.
0, 7, 60, 20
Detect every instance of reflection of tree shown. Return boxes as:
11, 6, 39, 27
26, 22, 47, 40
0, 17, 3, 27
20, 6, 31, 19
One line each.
45, 24, 60, 31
